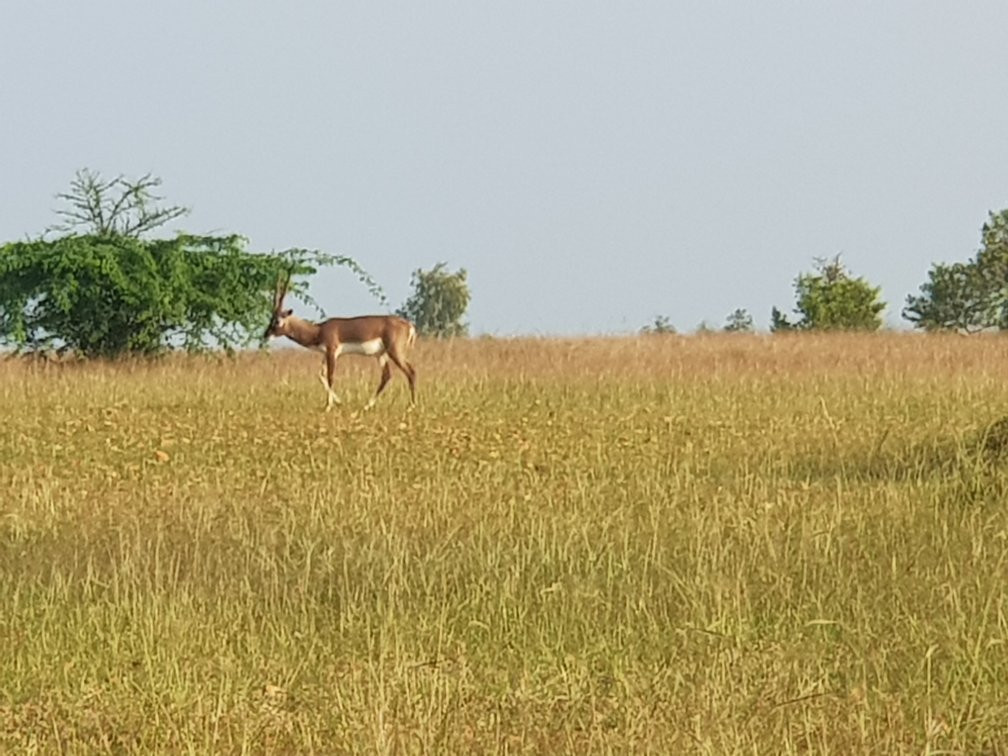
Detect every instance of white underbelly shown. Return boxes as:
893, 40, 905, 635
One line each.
339, 339, 385, 357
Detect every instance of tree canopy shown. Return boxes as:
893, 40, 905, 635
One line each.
772, 256, 885, 332
904, 209, 1008, 332
0, 236, 383, 357
396, 263, 470, 338
723, 308, 754, 333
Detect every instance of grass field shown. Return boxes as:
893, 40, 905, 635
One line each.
2, 333, 1008, 753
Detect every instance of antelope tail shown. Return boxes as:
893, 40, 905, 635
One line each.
407, 324, 417, 349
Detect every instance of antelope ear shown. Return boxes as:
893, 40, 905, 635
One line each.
282, 308, 293, 317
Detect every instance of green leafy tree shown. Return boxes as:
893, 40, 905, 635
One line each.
0, 236, 382, 357
396, 263, 470, 338
723, 308, 754, 332
902, 261, 999, 332
774, 256, 885, 331
0, 170, 385, 357
904, 210, 1008, 332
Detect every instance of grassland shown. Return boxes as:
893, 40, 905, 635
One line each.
1, 333, 1008, 753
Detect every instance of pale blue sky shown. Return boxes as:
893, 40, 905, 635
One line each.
3, 2, 1007, 334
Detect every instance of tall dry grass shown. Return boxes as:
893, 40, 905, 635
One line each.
1, 333, 1007, 752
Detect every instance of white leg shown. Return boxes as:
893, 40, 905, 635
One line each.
318, 363, 341, 410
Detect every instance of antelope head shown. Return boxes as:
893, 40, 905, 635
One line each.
264, 271, 294, 340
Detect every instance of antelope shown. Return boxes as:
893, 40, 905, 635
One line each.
263, 273, 417, 411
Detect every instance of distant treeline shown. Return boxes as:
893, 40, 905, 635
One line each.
644, 208, 1008, 335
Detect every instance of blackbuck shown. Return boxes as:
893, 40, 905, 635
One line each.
263, 274, 417, 411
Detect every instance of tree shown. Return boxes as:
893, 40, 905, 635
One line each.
904, 209, 1008, 332
396, 263, 470, 338
774, 256, 885, 331
769, 306, 796, 333
640, 315, 676, 334
0, 171, 385, 357
0, 236, 383, 358
902, 261, 998, 332
723, 308, 754, 332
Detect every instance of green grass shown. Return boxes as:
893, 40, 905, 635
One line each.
1, 334, 1008, 753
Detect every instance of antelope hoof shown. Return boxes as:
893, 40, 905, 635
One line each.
363, 399, 376, 412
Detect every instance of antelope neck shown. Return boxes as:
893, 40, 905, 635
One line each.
284, 316, 324, 348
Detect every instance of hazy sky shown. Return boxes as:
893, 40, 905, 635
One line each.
3, 2, 1008, 334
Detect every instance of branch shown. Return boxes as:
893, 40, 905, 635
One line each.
47, 169, 189, 238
